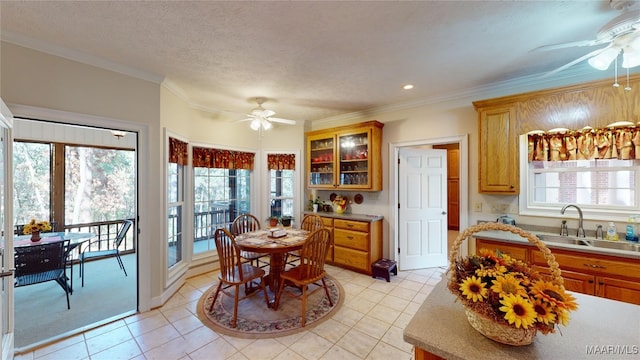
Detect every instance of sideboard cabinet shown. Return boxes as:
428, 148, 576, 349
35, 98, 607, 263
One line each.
306, 121, 383, 191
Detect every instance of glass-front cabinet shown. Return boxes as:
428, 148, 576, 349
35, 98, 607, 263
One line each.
306, 121, 383, 191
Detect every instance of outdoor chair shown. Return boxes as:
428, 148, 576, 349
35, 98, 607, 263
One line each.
274, 228, 332, 326
285, 214, 324, 268
14, 239, 71, 310
208, 228, 270, 328
231, 213, 269, 269
78, 219, 132, 287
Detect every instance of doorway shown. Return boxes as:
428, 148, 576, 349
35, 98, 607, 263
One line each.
12, 118, 139, 350
389, 135, 468, 271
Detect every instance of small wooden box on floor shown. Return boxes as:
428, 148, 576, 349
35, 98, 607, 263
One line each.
371, 258, 397, 282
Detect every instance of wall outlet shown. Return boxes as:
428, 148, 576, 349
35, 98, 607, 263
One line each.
473, 202, 482, 212
491, 203, 509, 214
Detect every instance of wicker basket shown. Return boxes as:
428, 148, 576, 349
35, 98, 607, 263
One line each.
448, 222, 565, 346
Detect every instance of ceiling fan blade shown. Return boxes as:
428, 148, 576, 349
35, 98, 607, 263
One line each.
531, 38, 608, 53
540, 47, 609, 78
267, 117, 297, 125
262, 109, 275, 117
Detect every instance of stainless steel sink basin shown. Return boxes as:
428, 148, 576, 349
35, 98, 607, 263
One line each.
535, 234, 592, 246
535, 234, 640, 252
588, 239, 640, 252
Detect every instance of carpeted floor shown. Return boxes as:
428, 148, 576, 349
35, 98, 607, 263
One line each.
14, 253, 137, 349
197, 275, 343, 339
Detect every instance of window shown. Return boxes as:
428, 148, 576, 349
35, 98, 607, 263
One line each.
167, 137, 188, 268
520, 135, 639, 219
193, 167, 251, 254
267, 153, 296, 220
191, 146, 255, 256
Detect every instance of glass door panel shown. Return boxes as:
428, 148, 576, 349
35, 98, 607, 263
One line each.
338, 131, 370, 188
308, 136, 335, 187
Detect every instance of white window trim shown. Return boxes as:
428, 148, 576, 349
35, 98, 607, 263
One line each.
262, 150, 301, 223
518, 134, 639, 222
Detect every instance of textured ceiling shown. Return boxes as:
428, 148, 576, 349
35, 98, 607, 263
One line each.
1, 1, 637, 124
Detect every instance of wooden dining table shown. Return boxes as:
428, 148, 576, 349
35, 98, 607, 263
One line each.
234, 228, 309, 303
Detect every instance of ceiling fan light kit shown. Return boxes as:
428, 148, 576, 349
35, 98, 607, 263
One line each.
239, 97, 297, 131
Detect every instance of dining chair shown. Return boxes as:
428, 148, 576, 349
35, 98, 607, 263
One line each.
285, 214, 324, 268
208, 227, 270, 328
14, 239, 71, 309
78, 219, 132, 287
231, 213, 269, 269
273, 228, 332, 326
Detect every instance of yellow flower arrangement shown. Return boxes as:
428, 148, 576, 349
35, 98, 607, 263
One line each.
449, 248, 578, 335
22, 219, 52, 234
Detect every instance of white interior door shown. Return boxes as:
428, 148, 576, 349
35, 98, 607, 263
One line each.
398, 147, 447, 270
0, 99, 14, 360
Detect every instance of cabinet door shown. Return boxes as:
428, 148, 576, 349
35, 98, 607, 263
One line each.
596, 277, 640, 305
478, 105, 519, 194
337, 129, 372, 189
475, 239, 528, 261
307, 133, 336, 188
532, 265, 595, 295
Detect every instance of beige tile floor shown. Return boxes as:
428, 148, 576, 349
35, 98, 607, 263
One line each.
14, 264, 447, 360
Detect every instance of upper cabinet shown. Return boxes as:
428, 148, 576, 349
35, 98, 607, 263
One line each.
475, 103, 519, 194
306, 121, 384, 191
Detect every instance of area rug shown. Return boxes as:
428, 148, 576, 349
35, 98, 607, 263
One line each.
196, 276, 343, 338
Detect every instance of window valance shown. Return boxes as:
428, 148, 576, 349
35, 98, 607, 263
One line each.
527, 124, 640, 162
192, 147, 255, 170
168, 137, 189, 165
267, 153, 295, 170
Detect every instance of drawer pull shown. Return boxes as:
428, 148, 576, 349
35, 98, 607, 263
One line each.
346, 224, 354, 228
347, 236, 354, 240
583, 263, 606, 269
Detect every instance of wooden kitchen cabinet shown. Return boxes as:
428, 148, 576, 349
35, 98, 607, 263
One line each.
473, 102, 519, 194
306, 121, 383, 191
321, 216, 382, 275
475, 237, 640, 305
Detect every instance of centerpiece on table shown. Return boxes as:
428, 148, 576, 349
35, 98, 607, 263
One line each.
23, 219, 52, 242
447, 222, 578, 346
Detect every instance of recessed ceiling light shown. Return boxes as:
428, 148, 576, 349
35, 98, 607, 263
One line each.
403, 84, 414, 90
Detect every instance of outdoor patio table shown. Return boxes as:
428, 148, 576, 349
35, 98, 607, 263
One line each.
234, 228, 309, 306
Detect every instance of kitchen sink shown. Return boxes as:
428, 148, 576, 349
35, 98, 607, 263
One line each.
535, 234, 592, 246
535, 234, 640, 252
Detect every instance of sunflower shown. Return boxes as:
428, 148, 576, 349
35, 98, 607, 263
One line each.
499, 294, 537, 329
491, 274, 527, 298
459, 276, 488, 302
533, 300, 556, 325
555, 308, 571, 326
475, 264, 507, 277
531, 280, 579, 311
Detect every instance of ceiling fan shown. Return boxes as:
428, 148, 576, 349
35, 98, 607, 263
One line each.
238, 97, 297, 131
537, 0, 640, 77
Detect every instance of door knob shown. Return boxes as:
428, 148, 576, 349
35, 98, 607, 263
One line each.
0, 268, 15, 278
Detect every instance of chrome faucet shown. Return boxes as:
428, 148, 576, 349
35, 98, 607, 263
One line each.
560, 204, 585, 237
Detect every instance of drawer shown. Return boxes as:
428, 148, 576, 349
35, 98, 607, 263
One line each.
334, 228, 369, 251
476, 239, 528, 261
334, 219, 369, 232
321, 217, 334, 227
334, 246, 369, 272
532, 250, 640, 280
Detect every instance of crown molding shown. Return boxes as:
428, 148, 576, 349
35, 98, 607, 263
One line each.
2, 30, 164, 84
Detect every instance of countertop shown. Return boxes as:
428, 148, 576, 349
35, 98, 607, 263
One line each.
473, 229, 640, 260
403, 278, 640, 360
302, 211, 383, 222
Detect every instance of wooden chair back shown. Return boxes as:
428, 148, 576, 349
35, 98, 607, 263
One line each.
300, 214, 324, 232
298, 228, 331, 280
231, 213, 261, 236
214, 228, 244, 282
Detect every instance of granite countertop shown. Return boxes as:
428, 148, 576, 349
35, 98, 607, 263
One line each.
473, 229, 640, 260
404, 279, 640, 360
302, 211, 383, 222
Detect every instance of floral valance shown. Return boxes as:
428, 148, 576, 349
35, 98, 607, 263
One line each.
267, 153, 295, 170
192, 147, 255, 170
527, 125, 640, 162
168, 137, 189, 165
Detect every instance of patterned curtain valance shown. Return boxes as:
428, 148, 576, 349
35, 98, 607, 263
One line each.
169, 137, 189, 165
192, 147, 255, 170
267, 153, 295, 170
527, 125, 640, 162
